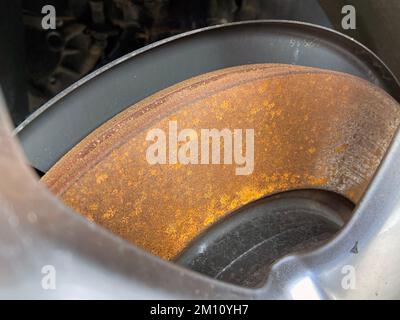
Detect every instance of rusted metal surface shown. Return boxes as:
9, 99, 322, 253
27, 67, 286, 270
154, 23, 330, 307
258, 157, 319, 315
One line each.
42, 64, 400, 260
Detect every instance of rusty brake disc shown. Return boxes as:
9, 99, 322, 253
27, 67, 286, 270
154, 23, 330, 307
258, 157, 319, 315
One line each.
42, 64, 400, 260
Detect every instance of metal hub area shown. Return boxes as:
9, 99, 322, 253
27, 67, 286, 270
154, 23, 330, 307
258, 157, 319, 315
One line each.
176, 189, 354, 287
41, 64, 400, 269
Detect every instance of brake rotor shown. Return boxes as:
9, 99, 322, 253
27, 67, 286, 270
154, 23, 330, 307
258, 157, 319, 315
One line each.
42, 64, 400, 260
